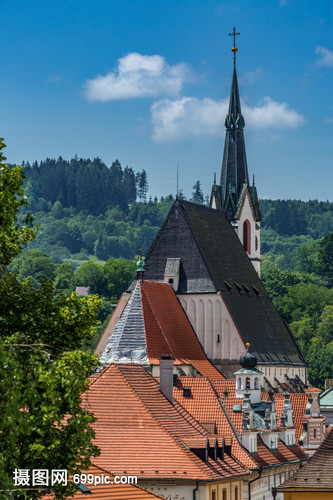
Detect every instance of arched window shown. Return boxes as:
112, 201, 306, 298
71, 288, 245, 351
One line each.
314, 429, 317, 438
243, 219, 251, 254
237, 377, 242, 390
254, 377, 259, 389
246, 377, 251, 389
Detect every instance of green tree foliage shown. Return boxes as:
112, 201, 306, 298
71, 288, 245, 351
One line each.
22, 156, 140, 215
262, 259, 333, 388
316, 232, 333, 287
191, 180, 204, 205
10, 249, 57, 285
103, 257, 136, 300
0, 146, 101, 498
0, 140, 36, 270
260, 198, 333, 239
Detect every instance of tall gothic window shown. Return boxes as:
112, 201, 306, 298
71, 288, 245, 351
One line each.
243, 219, 251, 254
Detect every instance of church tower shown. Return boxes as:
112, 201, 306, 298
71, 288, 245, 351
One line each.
210, 29, 261, 275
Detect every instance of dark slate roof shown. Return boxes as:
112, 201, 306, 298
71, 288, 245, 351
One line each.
144, 199, 306, 367
277, 427, 333, 491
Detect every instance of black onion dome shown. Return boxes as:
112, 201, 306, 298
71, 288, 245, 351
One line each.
239, 343, 258, 369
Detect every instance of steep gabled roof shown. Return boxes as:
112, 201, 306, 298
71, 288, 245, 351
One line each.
83, 364, 247, 481
144, 199, 306, 366
100, 280, 224, 379
277, 428, 333, 491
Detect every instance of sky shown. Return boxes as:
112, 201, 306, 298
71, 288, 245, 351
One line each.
1, 0, 333, 201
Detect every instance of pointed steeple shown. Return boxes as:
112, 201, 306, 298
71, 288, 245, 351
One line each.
220, 30, 249, 218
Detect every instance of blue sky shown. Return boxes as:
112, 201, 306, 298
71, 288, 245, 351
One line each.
1, 0, 333, 201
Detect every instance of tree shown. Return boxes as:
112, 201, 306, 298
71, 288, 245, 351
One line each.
10, 249, 57, 285
136, 170, 148, 202
75, 261, 107, 296
0, 139, 36, 270
0, 142, 101, 498
191, 180, 204, 205
316, 232, 333, 287
103, 257, 136, 300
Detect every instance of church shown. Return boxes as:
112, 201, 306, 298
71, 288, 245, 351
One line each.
97, 32, 308, 391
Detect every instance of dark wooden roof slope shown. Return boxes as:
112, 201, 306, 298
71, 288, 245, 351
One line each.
144, 199, 306, 367
277, 427, 333, 491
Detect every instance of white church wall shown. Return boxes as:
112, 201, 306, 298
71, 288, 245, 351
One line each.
235, 192, 261, 276
259, 365, 308, 386
178, 293, 244, 361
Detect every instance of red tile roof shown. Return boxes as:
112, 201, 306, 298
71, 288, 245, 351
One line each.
43, 464, 163, 499
84, 364, 247, 482
141, 282, 224, 379
173, 377, 308, 470
173, 377, 257, 469
304, 387, 321, 392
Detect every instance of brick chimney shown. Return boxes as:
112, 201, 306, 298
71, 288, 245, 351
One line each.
159, 355, 174, 402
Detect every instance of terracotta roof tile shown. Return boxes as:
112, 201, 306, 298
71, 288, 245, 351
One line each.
173, 377, 257, 469
43, 464, 163, 499
278, 428, 333, 491
141, 282, 224, 379
84, 364, 247, 482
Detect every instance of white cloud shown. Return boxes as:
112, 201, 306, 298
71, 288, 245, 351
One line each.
314, 46, 333, 68
151, 96, 305, 143
84, 53, 191, 101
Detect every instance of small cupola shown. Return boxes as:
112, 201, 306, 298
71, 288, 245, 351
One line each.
234, 343, 263, 404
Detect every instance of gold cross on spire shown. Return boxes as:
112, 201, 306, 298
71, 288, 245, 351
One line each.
229, 26, 240, 59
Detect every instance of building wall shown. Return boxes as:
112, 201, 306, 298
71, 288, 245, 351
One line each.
179, 293, 308, 385
234, 192, 260, 276
282, 493, 333, 500
144, 480, 243, 500
248, 463, 301, 500
259, 365, 308, 386
207, 478, 244, 500
179, 293, 244, 362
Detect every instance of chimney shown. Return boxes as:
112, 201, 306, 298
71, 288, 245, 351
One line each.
159, 355, 174, 402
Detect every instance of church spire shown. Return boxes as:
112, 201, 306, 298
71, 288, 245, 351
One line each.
220, 28, 249, 218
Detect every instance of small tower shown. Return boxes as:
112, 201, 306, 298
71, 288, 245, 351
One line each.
210, 28, 262, 274
234, 343, 263, 404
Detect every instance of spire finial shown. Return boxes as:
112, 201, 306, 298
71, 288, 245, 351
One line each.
229, 26, 240, 61
214, 172, 216, 185
253, 174, 255, 186
136, 249, 145, 282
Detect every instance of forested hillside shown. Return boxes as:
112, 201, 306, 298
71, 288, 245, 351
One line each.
11, 156, 333, 387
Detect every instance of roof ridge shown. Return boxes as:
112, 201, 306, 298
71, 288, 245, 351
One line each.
115, 365, 214, 480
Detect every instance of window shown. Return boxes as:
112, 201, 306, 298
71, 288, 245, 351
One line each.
243, 220, 251, 254
246, 377, 251, 389
234, 486, 238, 500
168, 278, 174, 284
314, 429, 317, 438
254, 377, 259, 389
237, 377, 242, 390
217, 334, 220, 343
211, 491, 216, 500
222, 490, 227, 500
